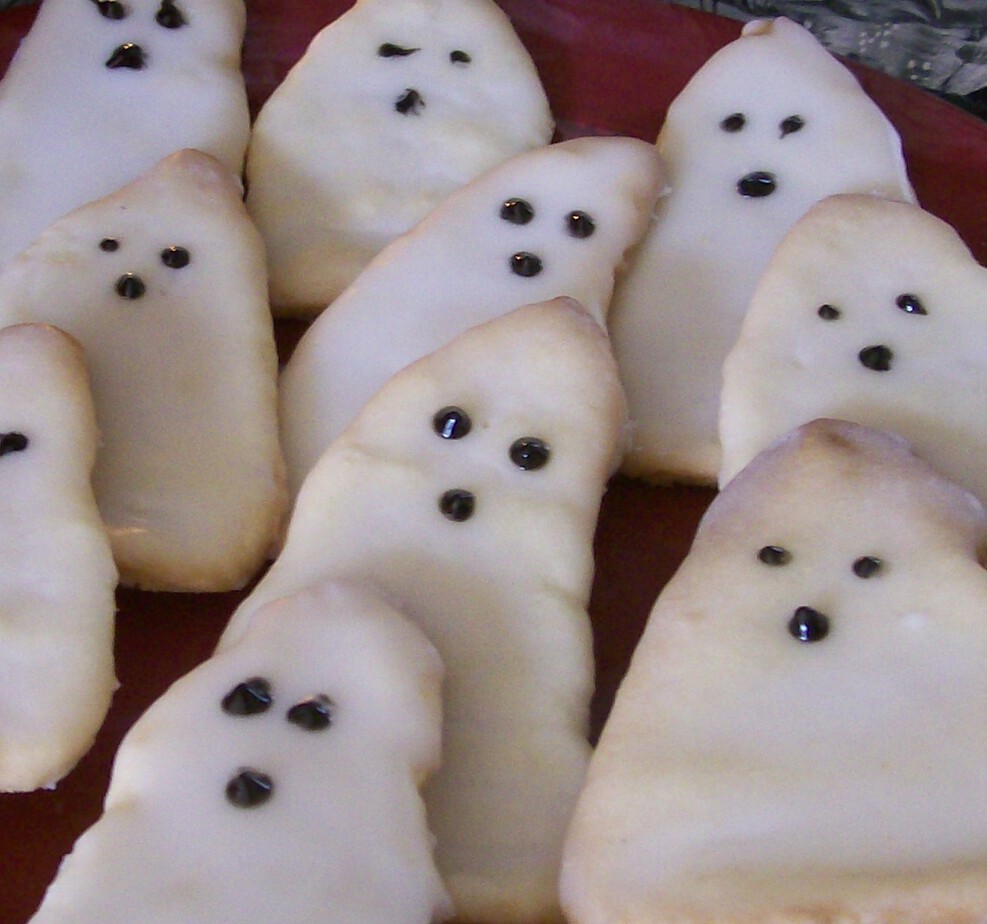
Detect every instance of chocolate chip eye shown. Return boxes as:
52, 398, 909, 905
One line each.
221, 677, 273, 716
0, 432, 29, 457
510, 252, 542, 277
90, 0, 126, 20
286, 695, 334, 731
433, 406, 471, 440
720, 112, 746, 132
852, 556, 883, 578
896, 293, 927, 315
737, 171, 777, 198
788, 606, 830, 643
161, 245, 191, 269
450, 49, 471, 64
566, 210, 595, 239
106, 42, 146, 70
155, 0, 186, 28
226, 769, 273, 808
115, 273, 146, 300
509, 437, 550, 471
439, 489, 475, 522
757, 545, 790, 565
378, 42, 418, 57
817, 304, 841, 321
780, 115, 805, 137
99, 237, 120, 252
500, 198, 534, 225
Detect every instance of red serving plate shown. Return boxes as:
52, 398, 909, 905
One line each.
1, 1, 986, 920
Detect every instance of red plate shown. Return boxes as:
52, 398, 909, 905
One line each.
1, 1, 986, 920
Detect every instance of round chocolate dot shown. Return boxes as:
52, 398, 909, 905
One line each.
439, 489, 475, 522
788, 606, 830, 643
896, 293, 927, 315
155, 0, 186, 28
817, 304, 841, 321
500, 198, 534, 225
757, 545, 790, 566
0, 432, 28, 457
566, 210, 595, 239
509, 437, 550, 471
720, 112, 746, 132
395, 88, 423, 115
99, 237, 120, 252
115, 273, 146, 300
510, 252, 542, 277
287, 695, 334, 731
450, 49, 471, 64
433, 406, 471, 440
737, 171, 777, 198
858, 344, 894, 372
105, 42, 147, 70
160, 245, 191, 269
221, 677, 273, 716
852, 556, 883, 578
225, 769, 273, 808
92, 0, 126, 20
780, 115, 805, 136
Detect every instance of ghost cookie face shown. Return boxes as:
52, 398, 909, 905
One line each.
0, 324, 117, 792
607, 16, 915, 484
0, 0, 249, 269
278, 134, 663, 496
719, 194, 987, 505
245, 0, 553, 317
28, 582, 450, 924
562, 418, 987, 924
0, 150, 285, 592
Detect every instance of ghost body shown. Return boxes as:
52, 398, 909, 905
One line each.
720, 194, 987, 504
0, 0, 249, 270
608, 17, 915, 484
0, 324, 117, 792
29, 581, 450, 924
245, 0, 553, 317
561, 419, 987, 924
223, 299, 628, 922
278, 135, 663, 497
0, 150, 285, 592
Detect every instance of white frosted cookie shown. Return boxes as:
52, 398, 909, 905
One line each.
0, 150, 285, 592
0, 324, 117, 793
279, 134, 662, 496
222, 298, 627, 922
245, 0, 553, 318
561, 418, 987, 924
0, 0, 249, 271
28, 581, 450, 924
720, 194, 987, 503
608, 16, 915, 484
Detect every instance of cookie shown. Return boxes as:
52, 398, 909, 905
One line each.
0, 0, 249, 270
28, 581, 450, 924
607, 17, 915, 484
0, 150, 285, 592
245, 0, 553, 318
0, 324, 117, 792
720, 193, 987, 503
222, 298, 628, 922
278, 134, 663, 497
561, 418, 987, 924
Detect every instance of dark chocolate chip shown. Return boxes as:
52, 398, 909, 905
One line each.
99, 237, 120, 252
433, 407, 471, 440
160, 245, 191, 268
439, 489, 475, 522
287, 695, 334, 731
758, 545, 790, 565
378, 42, 419, 57
896, 293, 927, 315
780, 115, 805, 137
449, 49, 471, 64
817, 304, 841, 321
788, 606, 830, 643
225, 769, 273, 808
852, 556, 883, 578
509, 437, 550, 471
510, 252, 542, 277
737, 171, 777, 198
858, 344, 893, 372
720, 112, 746, 132
115, 273, 146, 300
566, 210, 595, 239
0, 432, 28, 457
395, 88, 424, 115
91, 0, 126, 20
221, 677, 273, 716
155, 0, 186, 27
105, 42, 146, 70
500, 198, 534, 224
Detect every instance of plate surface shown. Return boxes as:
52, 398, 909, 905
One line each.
1, 0, 986, 920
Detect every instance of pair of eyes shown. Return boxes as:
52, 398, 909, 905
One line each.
432, 406, 550, 472
719, 112, 805, 138
817, 293, 928, 321
499, 197, 596, 240
378, 42, 471, 65
99, 237, 192, 268
91, 0, 186, 28
221, 676, 335, 731
758, 544, 884, 578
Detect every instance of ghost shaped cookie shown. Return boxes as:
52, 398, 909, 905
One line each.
607, 16, 915, 484
28, 581, 450, 924
561, 418, 987, 924
0, 324, 117, 792
0, 150, 285, 592
720, 194, 987, 506
222, 298, 628, 922
0, 0, 249, 271
245, 0, 553, 318
279, 134, 662, 496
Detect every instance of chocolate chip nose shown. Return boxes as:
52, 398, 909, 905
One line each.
787, 605, 830, 643
115, 273, 146, 300
858, 344, 894, 372
106, 42, 147, 70
395, 88, 424, 115
737, 171, 776, 198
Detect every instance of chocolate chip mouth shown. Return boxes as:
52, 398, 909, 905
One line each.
858, 344, 894, 372
395, 88, 424, 115
737, 171, 776, 198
